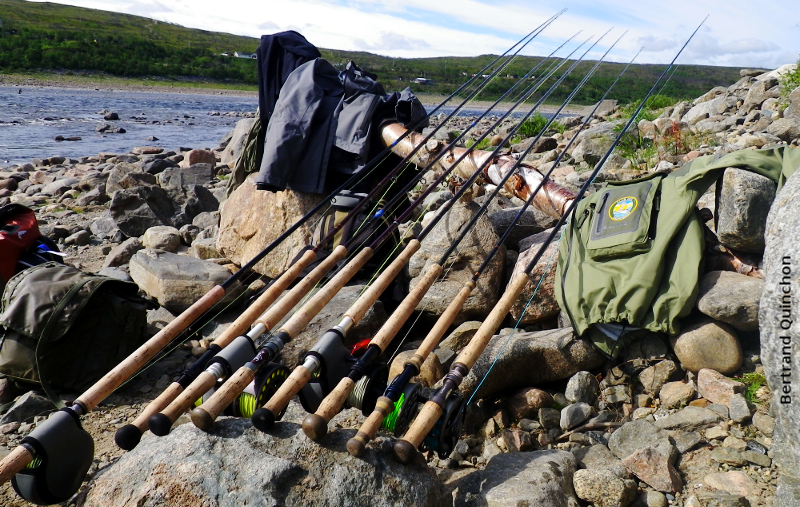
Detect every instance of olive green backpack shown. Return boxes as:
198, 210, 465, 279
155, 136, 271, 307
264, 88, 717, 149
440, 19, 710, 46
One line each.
0, 262, 148, 406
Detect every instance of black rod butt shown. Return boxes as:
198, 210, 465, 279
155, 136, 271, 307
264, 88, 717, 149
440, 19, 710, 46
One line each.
114, 424, 142, 451
148, 414, 173, 437
251, 408, 276, 432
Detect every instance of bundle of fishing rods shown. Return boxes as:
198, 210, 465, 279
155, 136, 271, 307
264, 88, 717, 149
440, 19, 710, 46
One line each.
0, 11, 707, 505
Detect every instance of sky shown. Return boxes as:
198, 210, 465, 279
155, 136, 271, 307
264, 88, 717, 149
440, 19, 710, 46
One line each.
27, 0, 800, 69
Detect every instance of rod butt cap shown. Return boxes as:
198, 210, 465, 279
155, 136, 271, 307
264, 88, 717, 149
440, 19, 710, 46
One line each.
148, 413, 173, 437
301, 414, 328, 441
190, 408, 214, 431
346, 436, 366, 457
251, 408, 276, 433
114, 424, 142, 451
393, 439, 418, 464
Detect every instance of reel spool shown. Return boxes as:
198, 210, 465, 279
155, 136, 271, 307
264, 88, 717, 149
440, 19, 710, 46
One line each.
236, 362, 290, 419
345, 362, 388, 416
380, 382, 422, 437
420, 391, 465, 458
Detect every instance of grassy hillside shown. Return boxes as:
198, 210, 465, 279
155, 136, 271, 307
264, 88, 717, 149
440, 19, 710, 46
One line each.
0, 0, 748, 104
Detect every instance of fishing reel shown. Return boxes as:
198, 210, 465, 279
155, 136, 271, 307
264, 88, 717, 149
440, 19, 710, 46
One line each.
197, 362, 290, 419
394, 386, 465, 459
379, 382, 422, 437
12, 408, 94, 505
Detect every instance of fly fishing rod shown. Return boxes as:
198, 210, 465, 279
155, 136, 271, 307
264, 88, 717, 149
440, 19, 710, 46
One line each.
348, 41, 640, 457
301, 30, 614, 442
392, 18, 709, 464
238, 36, 593, 435
139, 25, 564, 440
0, 18, 567, 503
186, 35, 588, 429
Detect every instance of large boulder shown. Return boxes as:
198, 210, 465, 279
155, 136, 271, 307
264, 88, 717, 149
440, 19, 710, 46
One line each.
451, 450, 580, 507
407, 200, 505, 321
220, 118, 257, 166
108, 186, 177, 237
760, 169, 800, 507
716, 168, 776, 253
696, 271, 763, 331
459, 328, 606, 400
82, 404, 446, 507
217, 173, 319, 278
669, 317, 743, 374
507, 227, 562, 325
129, 249, 243, 313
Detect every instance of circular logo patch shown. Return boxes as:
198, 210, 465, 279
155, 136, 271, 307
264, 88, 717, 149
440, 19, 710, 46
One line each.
609, 197, 638, 221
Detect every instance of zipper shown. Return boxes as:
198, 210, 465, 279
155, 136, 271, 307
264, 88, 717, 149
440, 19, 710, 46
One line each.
595, 192, 609, 234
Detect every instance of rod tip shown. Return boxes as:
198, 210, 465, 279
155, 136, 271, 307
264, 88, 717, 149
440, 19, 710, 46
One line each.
301, 414, 328, 441
148, 413, 173, 437
251, 408, 276, 432
114, 424, 142, 451
393, 439, 418, 464
190, 408, 214, 431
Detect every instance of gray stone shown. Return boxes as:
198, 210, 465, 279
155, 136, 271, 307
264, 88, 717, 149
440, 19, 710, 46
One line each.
503, 388, 554, 421
711, 447, 747, 466
191, 211, 220, 230
83, 405, 446, 507
539, 407, 561, 430
784, 85, 800, 119
571, 445, 630, 479
179, 224, 201, 246
766, 117, 800, 142
670, 318, 743, 374
759, 168, 800, 507
129, 249, 243, 314
408, 200, 505, 321
488, 207, 556, 250
638, 360, 680, 396
697, 271, 764, 331
279, 285, 388, 369
728, 393, 753, 423
742, 78, 779, 111
102, 237, 143, 268
573, 468, 636, 507
751, 412, 774, 437
645, 491, 668, 507
697, 368, 745, 406
659, 381, 696, 409
706, 403, 730, 419
191, 237, 222, 260
64, 229, 91, 246
672, 431, 703, 453
693, 492, 751, 507
142, 225, 182, 252
460, 328, 605, 400
717, 168, 776, 253
561, 402, 595, 431
654, 406, 722, 431
682, 96, 726, 124
507, 227, 562, 325
219, 118, 256, 166
603, 385, 631, 404
141, 157, 177, 175
40, 177, 78, 196
621, 447, 682, 493
440, 321, 482, 352
89, 214, 120, 238
0, 391, 55, 425
108, 185, 178, 237
157, 164, 214, 189
565, 371, 600, 404
608, 420, 669, 459
704, 471, 760, 498
451, 450, 580, 507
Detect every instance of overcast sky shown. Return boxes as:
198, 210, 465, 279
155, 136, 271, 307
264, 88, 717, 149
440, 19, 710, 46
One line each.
29, 0, 800, 69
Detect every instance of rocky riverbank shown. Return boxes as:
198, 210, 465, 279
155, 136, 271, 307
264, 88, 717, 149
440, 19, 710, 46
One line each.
0, 63, 799, 507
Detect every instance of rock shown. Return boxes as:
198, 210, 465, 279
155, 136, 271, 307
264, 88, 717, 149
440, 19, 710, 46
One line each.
670, 318, 743, 374
503, 387, 554, 420
0, 391, 55, 425
560, 402, 595, 431
659, 381, 696, 409
742, 78, 779, 111
219, 118, 257, 166
573, 468, 636, 507
129, 249, 243, 314
602, 385, 631, 404
645, 491, 668, 507
638, 360, 681, 396
728, 393, 753, 423
440, 321, 482, 352
704, 471, 760, 498
586, 99, 618, 119
179, 149, 216, 168
766, 117, 800, 142
40, 177, 78, 196
682, 96, 726, 124
571, 445, 629, 480
157, 164, 214, 189
83, 408, 445, 507
621, 447, 682, 493
653, 406, 721, 431
142, 225, 182, 252
784, 85, 800, 119
487, 207, 556, 250
108, 186, 177, 237
565, 371, 600, 404
217, 174, 318, 278
451, 450, 580, 507
751, 412, 774, 437
103, 111, 119, 120
64, 229, 91, 246
500, 428, 533, 452
407, 200, 505, 321
539, 407, 561, 430
192, 210, 220, 230
507, 227, 562, 325
711, 447, 747, 466
697, 368, 745, 406
716, 168, 776, 253
672, 431, 703, 453
141, 157, 177, 175
607, 420, 669, 459
179, 224, 201, 245
388, 350, 443, 388
760, 168, 800, 506
191, 237, 222, 260
696, 271, 764, 331
281, 285, 388, 369
460, 328, 605, 400
102, 237, 143, 268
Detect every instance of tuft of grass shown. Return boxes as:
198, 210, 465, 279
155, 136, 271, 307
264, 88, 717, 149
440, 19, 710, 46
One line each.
735, 372, 768, 404
778, 59, 800, 110
517, 113, 548, 138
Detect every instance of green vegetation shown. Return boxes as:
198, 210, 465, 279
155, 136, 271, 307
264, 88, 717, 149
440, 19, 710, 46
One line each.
778, 57, 800, 109
735, 372, 768, 404
0, 0, 746, 103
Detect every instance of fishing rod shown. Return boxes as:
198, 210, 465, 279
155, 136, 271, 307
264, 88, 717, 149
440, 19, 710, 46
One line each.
233, 36, 594, 436
300, 30, 614, 442
0, 18, 566, 503
348, 42, 640, 457
187, 37, 589, 434
139, 23, 564, 440
392, 18, 709, 465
